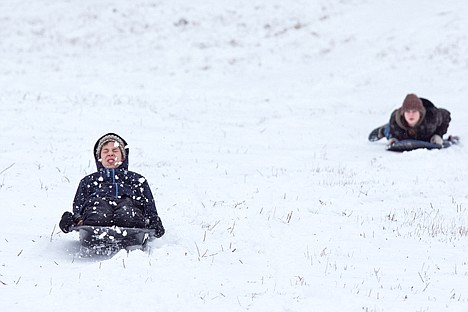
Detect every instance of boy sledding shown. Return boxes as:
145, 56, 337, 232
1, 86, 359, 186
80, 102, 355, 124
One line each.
368, 94, 457, 151
59, 133, 165, 254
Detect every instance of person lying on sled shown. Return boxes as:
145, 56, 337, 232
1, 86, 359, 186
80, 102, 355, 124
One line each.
59, 133, 165, 238
368, 93, 451, 147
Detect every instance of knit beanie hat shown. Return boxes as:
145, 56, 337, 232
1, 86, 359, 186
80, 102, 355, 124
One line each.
95, 134, 127, 161
401, 94, 425, 115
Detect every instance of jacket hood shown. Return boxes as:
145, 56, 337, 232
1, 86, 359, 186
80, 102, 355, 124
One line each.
395, 108, 425, 129
93, 133, 129, 171
395, 97, 435, 130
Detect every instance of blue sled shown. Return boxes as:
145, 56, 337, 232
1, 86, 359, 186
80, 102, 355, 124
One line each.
386, 136, 459, 152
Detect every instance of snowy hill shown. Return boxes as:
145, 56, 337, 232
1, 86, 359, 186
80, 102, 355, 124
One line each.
1, 0, 468, 311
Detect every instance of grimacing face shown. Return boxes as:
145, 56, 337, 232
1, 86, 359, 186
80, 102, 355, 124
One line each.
403, 109, 421, 127
100, 141, 123, 168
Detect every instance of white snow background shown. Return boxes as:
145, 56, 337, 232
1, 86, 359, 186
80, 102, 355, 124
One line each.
1, 0, 468, 311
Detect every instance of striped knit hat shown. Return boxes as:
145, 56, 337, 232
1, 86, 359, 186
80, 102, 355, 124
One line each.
95, 134, 127, 161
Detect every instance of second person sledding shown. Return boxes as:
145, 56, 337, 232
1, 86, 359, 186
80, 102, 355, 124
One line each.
368, 93, 452, 148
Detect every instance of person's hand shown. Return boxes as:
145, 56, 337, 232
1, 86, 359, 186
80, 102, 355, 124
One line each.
430, 134, 443, 146
146, 215, 165, 238
388, 138, 398, 146
59, 212, 74, 233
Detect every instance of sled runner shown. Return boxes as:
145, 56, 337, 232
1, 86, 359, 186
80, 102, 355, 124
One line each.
386, 136, 460, 152
71, 225, 156, 255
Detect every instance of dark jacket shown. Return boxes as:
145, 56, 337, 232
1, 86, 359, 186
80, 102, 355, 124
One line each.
389, 98, 451, 141
72, 133, 161, 223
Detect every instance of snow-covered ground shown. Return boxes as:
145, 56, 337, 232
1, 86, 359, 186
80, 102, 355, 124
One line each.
2, 0, 468, 311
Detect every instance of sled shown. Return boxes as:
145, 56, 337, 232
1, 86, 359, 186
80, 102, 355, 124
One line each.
71, 225, 156, 255
386, 136, 459, 152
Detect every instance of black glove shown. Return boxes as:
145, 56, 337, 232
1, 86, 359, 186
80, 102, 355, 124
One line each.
146, 215, 165, 238
59, 212, 75, 233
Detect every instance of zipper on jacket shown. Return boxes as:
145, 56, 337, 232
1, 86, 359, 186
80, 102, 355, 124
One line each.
105, 168, 119, 198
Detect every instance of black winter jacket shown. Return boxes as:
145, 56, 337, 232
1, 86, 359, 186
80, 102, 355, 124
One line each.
72, 134, 161, 223
389, 98, 451, 141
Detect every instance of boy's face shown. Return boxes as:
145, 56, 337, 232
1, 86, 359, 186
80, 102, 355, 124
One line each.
100, 141, 123, 168
403, 110, 420, 127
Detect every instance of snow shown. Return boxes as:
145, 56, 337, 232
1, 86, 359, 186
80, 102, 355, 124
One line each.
1, 0, 468, 311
